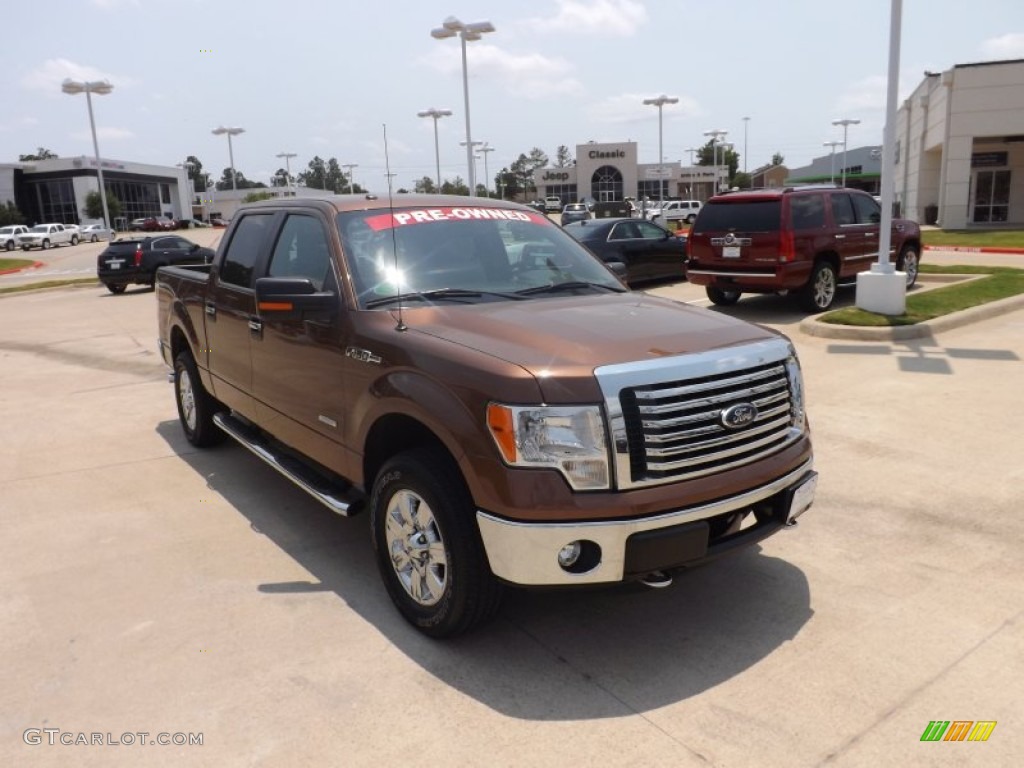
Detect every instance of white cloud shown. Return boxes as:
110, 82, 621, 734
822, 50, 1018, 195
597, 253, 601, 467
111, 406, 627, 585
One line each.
980, 33, 1024, 59
71, 127, 135, 141
21, 59, 134, 93
525, 0, 648, 37
588, 93, 702, 124
425, 44, 582, 99
834, 76, 887, 112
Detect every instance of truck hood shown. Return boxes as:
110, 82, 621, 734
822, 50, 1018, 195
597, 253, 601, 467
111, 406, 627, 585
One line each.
408, 292, 781, 398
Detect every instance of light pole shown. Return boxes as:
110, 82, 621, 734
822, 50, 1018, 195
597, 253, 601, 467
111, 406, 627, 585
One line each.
823, 141, 842, 184
341, 163, 358, 194
831, 118, 860, 187
643, 95, 678, 205
479, 142, 496, 197
276, 152, 296, 196
459, 140, 482, 194
211, 126, 245, 191
431, 16, 495, 197
62, 78, 114, 230
742, 116, 751, 177
703, 129, 727, 195
417, 107, 453, 191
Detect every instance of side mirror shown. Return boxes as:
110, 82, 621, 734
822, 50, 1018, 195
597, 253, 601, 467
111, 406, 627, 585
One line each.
255, 277, 337, 320
607, 261, 628, 278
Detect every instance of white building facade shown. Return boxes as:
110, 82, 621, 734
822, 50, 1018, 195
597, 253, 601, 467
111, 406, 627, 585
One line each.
895, 58, 1024, 228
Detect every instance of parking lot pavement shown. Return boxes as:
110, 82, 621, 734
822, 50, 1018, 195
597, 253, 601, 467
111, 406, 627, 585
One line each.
1, 285, 1022, 767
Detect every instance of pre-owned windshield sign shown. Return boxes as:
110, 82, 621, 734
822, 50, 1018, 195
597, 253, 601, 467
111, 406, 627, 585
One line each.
365, 207, 545, 231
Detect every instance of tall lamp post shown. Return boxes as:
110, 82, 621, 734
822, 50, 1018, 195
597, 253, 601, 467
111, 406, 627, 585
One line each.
823, 141, 842, 184
417, 107, 453, 191
742, 116, 751, 177
703, 128, 728, 195
479, 142, 495, 197
643, 95, 678, 205
459, 140, 482, 194
62, 78, 114, 230
341, 163, 358, 194
211, 126, 245, 191
276, 152, 296, 196
431, 16, 495, 197
831, 118, 860, 187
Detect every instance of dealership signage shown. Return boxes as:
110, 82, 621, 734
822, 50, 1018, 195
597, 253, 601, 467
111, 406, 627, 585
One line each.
541, 171, 570, 181
588, 149, 625, 159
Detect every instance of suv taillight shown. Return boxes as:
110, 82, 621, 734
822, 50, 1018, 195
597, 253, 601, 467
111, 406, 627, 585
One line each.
134, 246, 143, 267
779, 228, 795, 262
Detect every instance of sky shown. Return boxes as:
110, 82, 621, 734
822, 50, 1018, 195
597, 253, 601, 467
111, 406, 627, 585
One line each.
4, 0, 1024, 193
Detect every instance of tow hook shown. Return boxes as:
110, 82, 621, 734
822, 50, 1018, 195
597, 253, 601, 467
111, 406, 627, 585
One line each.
639, 570, 673, 588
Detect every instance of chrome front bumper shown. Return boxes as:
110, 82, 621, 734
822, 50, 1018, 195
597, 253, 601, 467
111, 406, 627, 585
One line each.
476, 460, 815, 586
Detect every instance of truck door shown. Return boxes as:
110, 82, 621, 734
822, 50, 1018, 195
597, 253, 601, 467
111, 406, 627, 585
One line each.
250, 212, 348, 471
205, 213, 276, 421
847, 193, 882, 276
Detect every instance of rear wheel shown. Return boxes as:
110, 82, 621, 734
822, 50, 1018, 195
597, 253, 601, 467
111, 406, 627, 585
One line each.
686, 214, 697, 224
104, 283, 126, 295
898, 245, 919, 288
173, 350, 225, 447
370, 449, 503, 638
799, 261, 837, 312
706, 285, 741, 306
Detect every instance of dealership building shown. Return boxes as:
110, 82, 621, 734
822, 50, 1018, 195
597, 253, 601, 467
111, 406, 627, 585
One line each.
532, 141, 727, 206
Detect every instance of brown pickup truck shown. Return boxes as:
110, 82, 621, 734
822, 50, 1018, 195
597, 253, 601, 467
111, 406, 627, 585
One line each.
156, 195, 816, 637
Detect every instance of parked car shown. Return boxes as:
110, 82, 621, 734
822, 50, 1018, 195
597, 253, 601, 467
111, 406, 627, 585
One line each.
97, 234, 214, 294
563, 217, 687, 285
686, 186, 922, 312
544, 195, 562, 212
141, 217, 177, 232
0, 224, 30, 251
18, 223, 78, 250
210, 218, 229, 227
80, 224, 112, 242
64, 224, 82, 241
652, 199, 703, 226
560, 202, 591, 226
177, 218, 210, 229
129, 218, 148, 230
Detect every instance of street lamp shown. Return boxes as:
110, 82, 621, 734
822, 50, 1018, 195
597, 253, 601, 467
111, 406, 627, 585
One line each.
417, 108, 453, 191
276, 151, 296, 196
742, 116, 751, 177
479, 142, 496, 198
643, 95, 678, 205
341, 163, 358, 194
703, 128, 728, 195
431, 16, 495, 197
459, 140, 482, 194
62, 78, 114, 231
823, 141, 842, 184
211, 126, 245, 191
831, 118, 860, 187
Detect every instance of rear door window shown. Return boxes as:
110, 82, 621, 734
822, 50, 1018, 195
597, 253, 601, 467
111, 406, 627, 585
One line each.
789, 194, 826, 230
220, 214, 273, 288
830, 193, 856, 226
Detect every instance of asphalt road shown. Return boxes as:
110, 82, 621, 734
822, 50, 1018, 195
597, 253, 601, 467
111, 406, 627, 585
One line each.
1, 255, 1022, 766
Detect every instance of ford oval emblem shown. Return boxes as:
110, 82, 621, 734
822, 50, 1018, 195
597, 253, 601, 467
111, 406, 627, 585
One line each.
720, 403, 758, 430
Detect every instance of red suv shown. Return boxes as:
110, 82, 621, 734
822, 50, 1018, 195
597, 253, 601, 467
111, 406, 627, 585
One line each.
686, 186, 921, 312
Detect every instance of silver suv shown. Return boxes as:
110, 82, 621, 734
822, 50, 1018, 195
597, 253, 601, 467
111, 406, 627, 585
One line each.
653, 200, 702, 226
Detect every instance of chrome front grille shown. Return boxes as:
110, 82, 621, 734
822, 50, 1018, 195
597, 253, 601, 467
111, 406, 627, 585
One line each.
619, 361, 795, 484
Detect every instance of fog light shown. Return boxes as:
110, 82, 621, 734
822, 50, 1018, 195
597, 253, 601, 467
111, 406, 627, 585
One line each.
557, 541, 582, 568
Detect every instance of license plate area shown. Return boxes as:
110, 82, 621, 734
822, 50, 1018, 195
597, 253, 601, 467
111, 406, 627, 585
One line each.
787, 473, 817, 523
722, 245, 741, 258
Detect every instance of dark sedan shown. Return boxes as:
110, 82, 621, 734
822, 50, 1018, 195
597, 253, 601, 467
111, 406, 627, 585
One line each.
97, 235, 214, 294
562, 217, 687, 285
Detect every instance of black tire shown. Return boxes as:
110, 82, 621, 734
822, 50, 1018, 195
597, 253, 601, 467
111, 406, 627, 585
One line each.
370, 449, 503, 638
897, 245, 919, 288
799, 261, 838, 313
41, 239, 50, 250
22, 244, 30, 251
105, 283, 127, 294
70, 235, 79, 246
90, 235, 99, 243
686, 214, 697, 224
706, 285, 741, 306
173, 350, 226, 448
4, 240, 13, 252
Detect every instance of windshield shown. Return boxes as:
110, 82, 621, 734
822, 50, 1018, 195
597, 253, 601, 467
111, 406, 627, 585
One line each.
337, 205, 625, 309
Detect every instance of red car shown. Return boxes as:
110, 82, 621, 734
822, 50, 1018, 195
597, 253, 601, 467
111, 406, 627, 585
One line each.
141, 217, 177, 232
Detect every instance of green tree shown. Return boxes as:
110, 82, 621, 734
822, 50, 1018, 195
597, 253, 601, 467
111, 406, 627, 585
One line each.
271, 168, 290, 188
772, 152, 785, 166
184, 155, 207, 192
216, 167, 266, 190
555, 145, 573, 168
19, 147, 58, 161
0, 201, 26, 226
440, 176, 469, 196
696, 139, 739, 186
414, 176, 438, 194
732, 171, 752, 190
298, 156, 328, 190
243, 191, 274, 203
82, 190, 122, 221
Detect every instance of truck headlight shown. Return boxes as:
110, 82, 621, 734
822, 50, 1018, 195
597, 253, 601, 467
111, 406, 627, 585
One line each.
487, 403, 610, 490
784, 350, 807, 433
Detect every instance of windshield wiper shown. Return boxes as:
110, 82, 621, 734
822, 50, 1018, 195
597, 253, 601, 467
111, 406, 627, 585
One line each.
516, 281, 625, 296
365, 287, 525, 308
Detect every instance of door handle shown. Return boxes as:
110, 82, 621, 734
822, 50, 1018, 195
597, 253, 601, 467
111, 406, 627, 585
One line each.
248, 318, 263, 334
205, 302, 216, 317
835, 234, 846, 240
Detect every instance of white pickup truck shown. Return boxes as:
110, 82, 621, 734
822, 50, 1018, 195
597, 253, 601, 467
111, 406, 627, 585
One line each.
17, 223, 79, 250
1, 225, 30, 251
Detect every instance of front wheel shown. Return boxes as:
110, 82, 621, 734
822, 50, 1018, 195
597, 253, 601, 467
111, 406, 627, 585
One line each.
104, 283, 126, 294
706, 285, 741, 306
898, 245, 919, 288
799, 261, 837, 312
370, 449, 503, 638
173, 350, 225, 447
4, 240, 13, 252
41, 239, 50, 250
70, 235, 79, 246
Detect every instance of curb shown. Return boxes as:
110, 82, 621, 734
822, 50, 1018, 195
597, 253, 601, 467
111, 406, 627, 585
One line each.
923, 245, 1024, 255
799, 292, 1024, 340
0, 261, 44, 276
